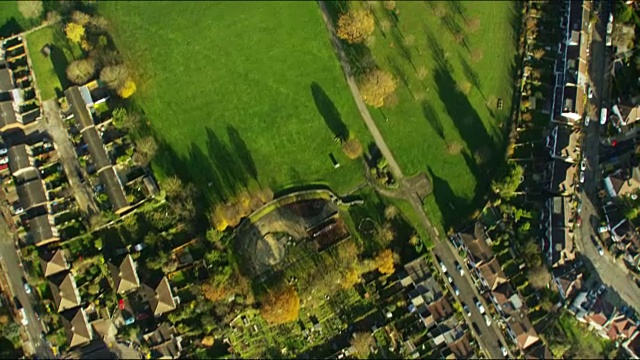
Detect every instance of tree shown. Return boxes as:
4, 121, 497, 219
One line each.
163, 176, 183, 199
66, 58, 97, 84
466, 17, 481, 33
383, 1, 396, 11
342, 267, 361, 289
17, 0, 43, 19
470, 48, 484, 62
202, 281, 230, 302
260, 285, 300, 324
529, 265, 551, 289
337, 9, 375, 44
100, 64, 129, 91
71, 11, 92, 26
136, 137, 158, 158
491, 163, 524, 199
434, 4, 446, 18
65, 22, 85, 43
359, 69, 397, 108
210, 204, 229, 231
416, 66, 428, 80
118, 79, 137, 98
374, 248, 395, 274
376, 222, 395, 243
147, 251, 170, 270
384, 205, 399, 220
350, 331, 374, 356
255, 187, 274, 204
533, 48, 545, 60
342, 137, 363, 159
454, 32, 465, 45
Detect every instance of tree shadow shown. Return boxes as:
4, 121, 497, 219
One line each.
311, 82, 348, 141
205, 127, 249, 197
441, 13, 462, 37
387, 56, 414, 99
226, 125, 258, 181
421, 101, 444, 140
460, 55, 486, 100
425, 28, 451, 72
0, 18, 23, 38
447, 1, 467, 19
49, 45, 71, 91
427, 167, 468, 230
389, 26, 416, 71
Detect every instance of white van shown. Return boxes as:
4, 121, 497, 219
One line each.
600, 108, 608, 125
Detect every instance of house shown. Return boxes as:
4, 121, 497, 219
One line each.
603, 166, 640, 198
108, 254, 140, 294
552, 266, 583, 301
143, 176, 160, 197
60, 307, 93, 349
546, 159, 577, 196
491, 282, 523, 317
143, 323, 183, 359
426, 297, 453, 323
446, 333, 473, 359
477, 257, 508, 291
508, 316, 540, 351
545, 196, 574, 268
606, 314, 637, 341
29, 214, 59, 246
546, 126, 578, 162
49, 271, 81, 313
7, 144, 33, 177
97, 167, 129, 213
610, 218, 638, 245
141, 277, 177, 316
16, 178, 47, 210
623, 331, 640, 359
584, 298, 616, 334
399, 256, 432, 287
524, 341, 553, 360
40, 249, 68, 278
561, 85, 580, 121
455, 222, 492, 267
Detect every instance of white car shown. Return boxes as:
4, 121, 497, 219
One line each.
581, 158, 587, 171
447, 275, 453, 284
23, 282, 31, 294
0, 156, 8, 165
456, 262, 464, 276
439, 261, 447, 273
463, 304, 471, 317
453, 285, 460, 296
501, 346, 508, 357
579, 171, 585, 184
584, 116, 590, 126
588, 87, 594, 99
484, 314, 492, 326
596, 245, 604, 256
0, 148, 7, 155
475, 299, 485, 314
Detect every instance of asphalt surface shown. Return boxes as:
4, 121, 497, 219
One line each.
575, 2, 640, 311
0, 218, 54, 359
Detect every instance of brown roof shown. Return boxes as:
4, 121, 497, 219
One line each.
607, 314, 638, 340
60, 307, 92, 349
426, 297, 453, 323
144, 277, 176, 316
447, 334, 473, 359
108, 254, 140, 294
144, 323, 177, 346
40, 249, 68, 278
478, 257, 508, 290
524, 341, 552, 359
585, 298, 615, 328
510, 317, 540, 350
459, 222, 493, 264
49, 271, 81, 312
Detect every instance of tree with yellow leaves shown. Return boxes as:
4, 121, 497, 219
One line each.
65, 22, 85, 43
341, 266, 361, 289
374, 248, 395, 274
118, 79, 137, 98
359, 69, 397, 108
260, 285, 300, 325
337, 9, 375, 44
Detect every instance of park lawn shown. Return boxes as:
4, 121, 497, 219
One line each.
26, 25, 83, 100
98, 2, 373, 202
0, 2, 33, 38
350, 1, 518, 230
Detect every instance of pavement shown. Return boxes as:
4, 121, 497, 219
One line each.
574, 1, 640, 311
43, 99, 98, 216
0, 217, 54, 359
317, 2, 511, 358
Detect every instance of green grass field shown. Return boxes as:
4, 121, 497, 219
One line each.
0, 2, 33, 38
98, 2, 373, 202
346, 1, 519, 229
26, 25, 83, 100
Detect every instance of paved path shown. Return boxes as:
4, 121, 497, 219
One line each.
43, 99, 98, 216
317, 2, 511, 357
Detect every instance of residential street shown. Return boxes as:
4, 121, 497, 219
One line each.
574, 2, 640, 311
0, 219, 54, 359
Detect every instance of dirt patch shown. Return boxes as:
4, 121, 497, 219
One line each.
404, 172, 433, 201
447, 141, 463, 155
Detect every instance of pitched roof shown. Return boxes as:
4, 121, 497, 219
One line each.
49, 271, 81, 312
97, 166, 129, 212
144, 277, 176, 316
16, 178, 47, 210
510, 317, 540, 350
447, 334, 473, 359
60, 307, 93, 349
40, 249, 68, 278
0, 101, 17, 130
585, 298, 615, 328
29, 214, 58, 246
458, 222, 492, 264
477, 257, 508, 290
8, 144, 31, 175
426, 297, 453, 323
524, 341, 552, 359
607, 314, 637, 340
144, 323, 182, 358
108, 254, 140, 294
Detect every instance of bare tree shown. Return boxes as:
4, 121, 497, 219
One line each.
18, 0, 43, 19
66, 58, 97, 85
162, 176, 183, 198
100, 64, 129, 91
529, 265, 551, 289
350, 332, 374, 356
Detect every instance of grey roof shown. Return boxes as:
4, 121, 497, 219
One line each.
82, 127, 111, 170
0, 68, 12, 92
0, 101, 17, 129
98, 167, 128, 212
49, 271, 81, 313
30, 214, 58, 246
60, 307, 93, 349
20, 108, 40, 126
16, 178, 47, 210
108, 254, 140, 294
65, 86, 94, 130
8, 144, 31, 174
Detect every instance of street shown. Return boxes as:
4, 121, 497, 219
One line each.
0, 218, 54, 359
574, 1, 640, 311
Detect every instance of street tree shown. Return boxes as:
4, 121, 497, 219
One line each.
337, 9, 375, 44
359, 69, 397, 108
66, 58, 97, 84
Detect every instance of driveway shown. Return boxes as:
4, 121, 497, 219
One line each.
42, 99, 98, 215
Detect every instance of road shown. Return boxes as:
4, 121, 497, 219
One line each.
0, 218, 54, 359
42, 99, 98, 216
317, 2, 511, 358
576, 1, 640, 312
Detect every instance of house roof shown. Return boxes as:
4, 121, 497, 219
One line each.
82, 127, 111, 171
554, 269, 583, 300
8, 144, 31, 174
16, 178, 47, 210
585, 298, 615, 328
458, 222, 492, 264
624, 330, 640, 358
549, 159, 576, 195
605, 167, 640, 197
49, 271, 81, 313
510, 317, 540, 350
607, 314, 637, 340
400, 256, 431, 286
562, 86, 578, 114
0, 68, 13, 92
98, 167, 129, 212
524, 341, 552, 360
426, 297, 453, 323
29, 214, 58, 246
492, 282, 523, 316
108, 254, 140, 294
144, 277, 176, 316
477, 257, 508, 290
612, 219, 638, 244
143, 323, 177, 346
40, 249, 68, 278
60, 307, 93, 349
0, 101, 17, 130
65, 86, 94, 130
447, 334, 473, 359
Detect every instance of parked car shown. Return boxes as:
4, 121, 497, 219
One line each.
581, 158, 587, 171
484, 313, 492, 326
596, 244, 604, 256
579, 171, 585, 183
0, 156, 8, 165
463, 304, 471, 317
588, 87, 594, 99
475, 299, 485, 314
0, 147, 7, 155
501, 345, 508, 357
455, 262, 464, 276
453, 285, 460, 296
439, 261, 447, 273
447, 275, 453, 284
584, 115, 591, 126
23, 282, 31, 295
597, 284, 607, 296
577, 201, 582, 214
